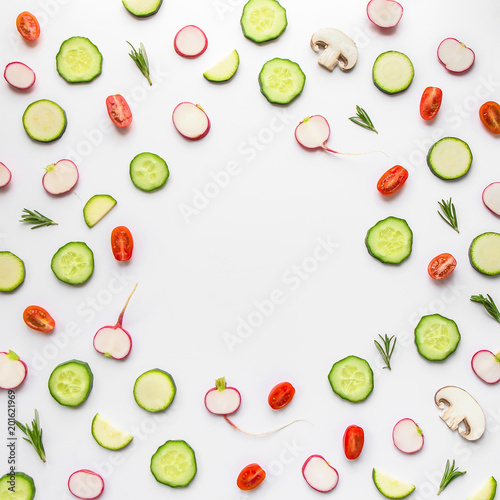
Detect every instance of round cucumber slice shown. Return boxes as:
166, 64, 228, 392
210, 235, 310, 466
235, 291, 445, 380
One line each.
0, 472, 36, 500
414, 313, 460, 361
366, 216, 413, 264
133, 369, 176, 412
51, 242, 94, 285
373, 51, 414, 94
91, 414, 133, 450
427, 137, 472, 180
56, 36, 102, 83
151, 440, 197, 487
0, 251, 25, 292
372, 468, 415, 499
328, 355, 374, 402
122, 0, 162, 16
469, 232, 500, 276
48, 359, 93, 407
466, 476, 497, 500
203, 50, 239, 82
130, 152, 169, 192
259, 58, 306, 105
241, 0, 287, 43
23, 99, 67, 143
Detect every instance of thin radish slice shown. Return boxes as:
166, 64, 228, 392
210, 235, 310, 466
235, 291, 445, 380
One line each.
42, 159, 79, 195
0, 351, 27, 389
482, 183, 500, 216
471, 350, 500, 384
392, 418, 424, 454
4, 62, 36, 89
302, 455, 339, 492
174, 25, 207, 58
68, 470, 104, 499
204, 377, 241, 415
367, 0, 403, 28
172, 102, 210, 140
437, 38, 475, 73
0, 162, 12, 188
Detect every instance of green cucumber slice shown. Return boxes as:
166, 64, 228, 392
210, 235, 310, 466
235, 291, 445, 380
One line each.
466, 476, 497, 500
366, 216, 413, 264
427, 137, 472, 180
241, 0, 287, 43
414, 313, 460, 361
91, 413, 133, 450
51, 241, 94, 285
83, 194, 117, 227
259, 58, 305, 105
133, 369, 176, 412
56, 36, 102, 83
203, 50, 240, 82
22, 99, 67, 142
373, 51, 414, 94
48, 359, 93, 407
328, 355, 374, 402
0, 251, 25, 292
0, 472, 36, 500
373, 469, 415, 499
122, 0, 162, 16
151, 440, 197, 487
469, 232, 500, 276
130, 152, 169, 191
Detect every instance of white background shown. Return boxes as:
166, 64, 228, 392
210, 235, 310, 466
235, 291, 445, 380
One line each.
1, 0, 500, 498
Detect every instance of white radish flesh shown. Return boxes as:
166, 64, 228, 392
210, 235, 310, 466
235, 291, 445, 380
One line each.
0, 351, 27, 390
302, 455, 339, 492
68, 470, 104, 499
4, 62, 36, 89
42, 159, 79, 195
295, 115, 332, 151
174, 25, 208, 57
482, 183, 500, 216
0, 162, 12, 188
471, 350, 500, 384
205, 380, 241, 415
392, 418, 424, 454
367, 0, 403, 28
172, 102, 210, 140
437, 38, 475, 73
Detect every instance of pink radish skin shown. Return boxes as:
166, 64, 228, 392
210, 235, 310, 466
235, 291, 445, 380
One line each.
204, 377, 241, 415
437, 38, 475, 73
68, 470, 104, 499
0, 162, 12, 188
471, 350, 500, 384
482, 182, 500, 216
93, 284, 137, 360
174, 25, 208, 58
392, 418, 424, 454
172, 102, 210, 140
0, 351, 27, 390
4, 62, 36, 89
367, 0, 403, 28
42, 159, 79, 195
302, 455, 339, 492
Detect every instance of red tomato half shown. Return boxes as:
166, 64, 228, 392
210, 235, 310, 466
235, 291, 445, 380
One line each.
420, 87, 442, 121
428, 253, 457, 280
377, 165, 409, 196
479, 101, 500, 135
106, 95, 133, 128
111, 226, 134, 261
268, 381, 295, 410
23, 306, 55, 333
16, 12, 40, 41
343, 425, 364, 460
237, 464, 266, 491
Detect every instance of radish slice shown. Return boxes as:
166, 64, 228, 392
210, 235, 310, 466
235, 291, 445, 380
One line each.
0, 162, 12, 188
42, 159, 79, 195
68, 470, 104, 499
366, 0, 403, 28
302, 455, 339, 492
204, 377, 241, 415
482, 183, 500, 216
172, 102, 210, 140
437, 38, 475, 73
471, 350, 500, 384
392, 418, 424, 454
4, 62, 36, 89
174, 25, 207, 58
0, 351, 27, 390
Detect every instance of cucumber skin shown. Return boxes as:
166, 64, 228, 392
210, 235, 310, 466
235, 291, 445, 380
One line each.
241, 0, 287, 43
51, 241, 94, 285
151, 440, 197, 487
129, 152, 169, 192
48, 359, 94, 407
427, 137, 472, 180
328, 355, 374, 403
122, 0, 163, 17
133, 368, 176, 412
0, 251, 25, 292
469, 232, 500, 276
372, 51, 414, 94
258, 58, 306, 105
56, 36, 102, 83
414, 314, 460, 361
372, 469, 415, 499
23, 100, 67, 143
0, 472, 36, 500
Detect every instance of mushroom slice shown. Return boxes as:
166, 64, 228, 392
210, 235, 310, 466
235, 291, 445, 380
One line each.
434, 386, 486, 441
310, 27, 358, 71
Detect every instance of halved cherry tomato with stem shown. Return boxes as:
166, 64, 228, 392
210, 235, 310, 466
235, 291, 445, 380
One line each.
377, 165, 409, 196
428, 253, 457, 280
343, 424, 364, 460
420, 87, 443, 121
479, 101, 500, 135
16, 12, 40, 41
268, 381, 295, 410
111, 226, 134, 261
23, 306, 55, 333
237, 463, 266, 491
105, 94, 133, 128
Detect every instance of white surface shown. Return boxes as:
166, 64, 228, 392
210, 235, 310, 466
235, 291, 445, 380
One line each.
1, 0, 500, 498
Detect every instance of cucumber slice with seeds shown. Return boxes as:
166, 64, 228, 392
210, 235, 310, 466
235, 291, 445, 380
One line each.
373, 51, 414, 94
0, 251, 25, 292
83, 194, 117, 227
23, 99, 67, 142
427, 137, 472, 180
122, 0, 162, 16
56, 36, 102, 83
372, 468, 415, 499
366, 216, 413, 264
241, 0, 287, 43
91, 413, 133, 450
134, 369, 176, 412
259, 58, 305, 105
469, 232, 500, 276
48, 359, 93, 407
130, 152, 169, 191
0, 472, 35, 500
151, 440, 197, 487
51, 241, 94, 285
414, 313, 460, 361
328, 355, 374, 402
203, 50, 240, 82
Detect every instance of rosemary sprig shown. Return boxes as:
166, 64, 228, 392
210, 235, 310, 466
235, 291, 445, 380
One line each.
437, 198, 459, 233
470, 294, 500, 323
19, 208, 58, 229
127, 41, 152, 85
349, 105, 378, 133
374, 334, 397, 370
15, 409, 46, 463
437, 459, 466, 495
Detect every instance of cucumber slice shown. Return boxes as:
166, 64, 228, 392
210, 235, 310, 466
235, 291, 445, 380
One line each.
22, 99, 67, 142
91, 414, 133, 450
0, 251, 25, 292
373, 51, 414, 94
122, 0, 162, 16
130, 152, 169, 191
469, 232, 500, 275
56, 36, 102, 83
51, 241, 94, 285
0, 472, 35, 500
133, 369, 176, 412
151, 440, 197, 487
83, 194, 117, 227
414, 313, 460, 361
372, 469, 415, 499
241, 0, 287, 43
203, 50, 240, 82
466, 476, 497, 500
259, 58, 306, 105
48, 359, 93, 407
427, 137, 472, 180
328, 355, 374, 402
366, 216, 413, 264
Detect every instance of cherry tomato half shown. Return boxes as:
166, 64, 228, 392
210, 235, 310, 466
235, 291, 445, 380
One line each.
428, 253, 457, 280
16, 12, 40, 41
420, 86, 442, 121
343, 425, 364, 460
377, 165, 409, 196
106, 94, 133, 128
479, 101, 500, 135
268, 381, 295, 410
23, 306, 55, 333
237, 463, 266, 491
111, 226, 134, 261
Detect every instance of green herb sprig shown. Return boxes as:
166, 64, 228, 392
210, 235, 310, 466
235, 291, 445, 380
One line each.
127, 41, 152, 85
15, 409, 46, 463
470, 294, 500, 323
437, 459, 466, 495
349, 105, 378, 133
374, 334, 397, 370
19, 209, 58, 229
437, 198, 459, 233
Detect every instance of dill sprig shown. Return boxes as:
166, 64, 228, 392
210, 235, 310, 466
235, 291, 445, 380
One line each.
19, 208, 58, 229
470, 294, 500, 323
15, 409, 46, 463
127, 41, 152, 85
437, 198, 459, 233
374, 334, 397, 370
349, 105, 378, 133
437, 459, 466, 495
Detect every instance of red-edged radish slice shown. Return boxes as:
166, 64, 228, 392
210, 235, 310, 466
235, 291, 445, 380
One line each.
482, 183, 500, 217
204, 377, 241, 415
392, 418, 424, 454
0, 162, 12, 188
302, 455, 339, 492
172, 102, 210, 140
4, 62, 36, 89
68, 470, 104, 499
174, 25, 208, 58
366, 0, 403, 28
471, 350, 500, 384
0, 351, 27, 389
437, 38, 475, 73
42, 159, 79, 195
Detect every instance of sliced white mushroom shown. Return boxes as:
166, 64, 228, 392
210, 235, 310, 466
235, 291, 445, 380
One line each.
310, 27, 358, 71
434, 386, 486, 441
